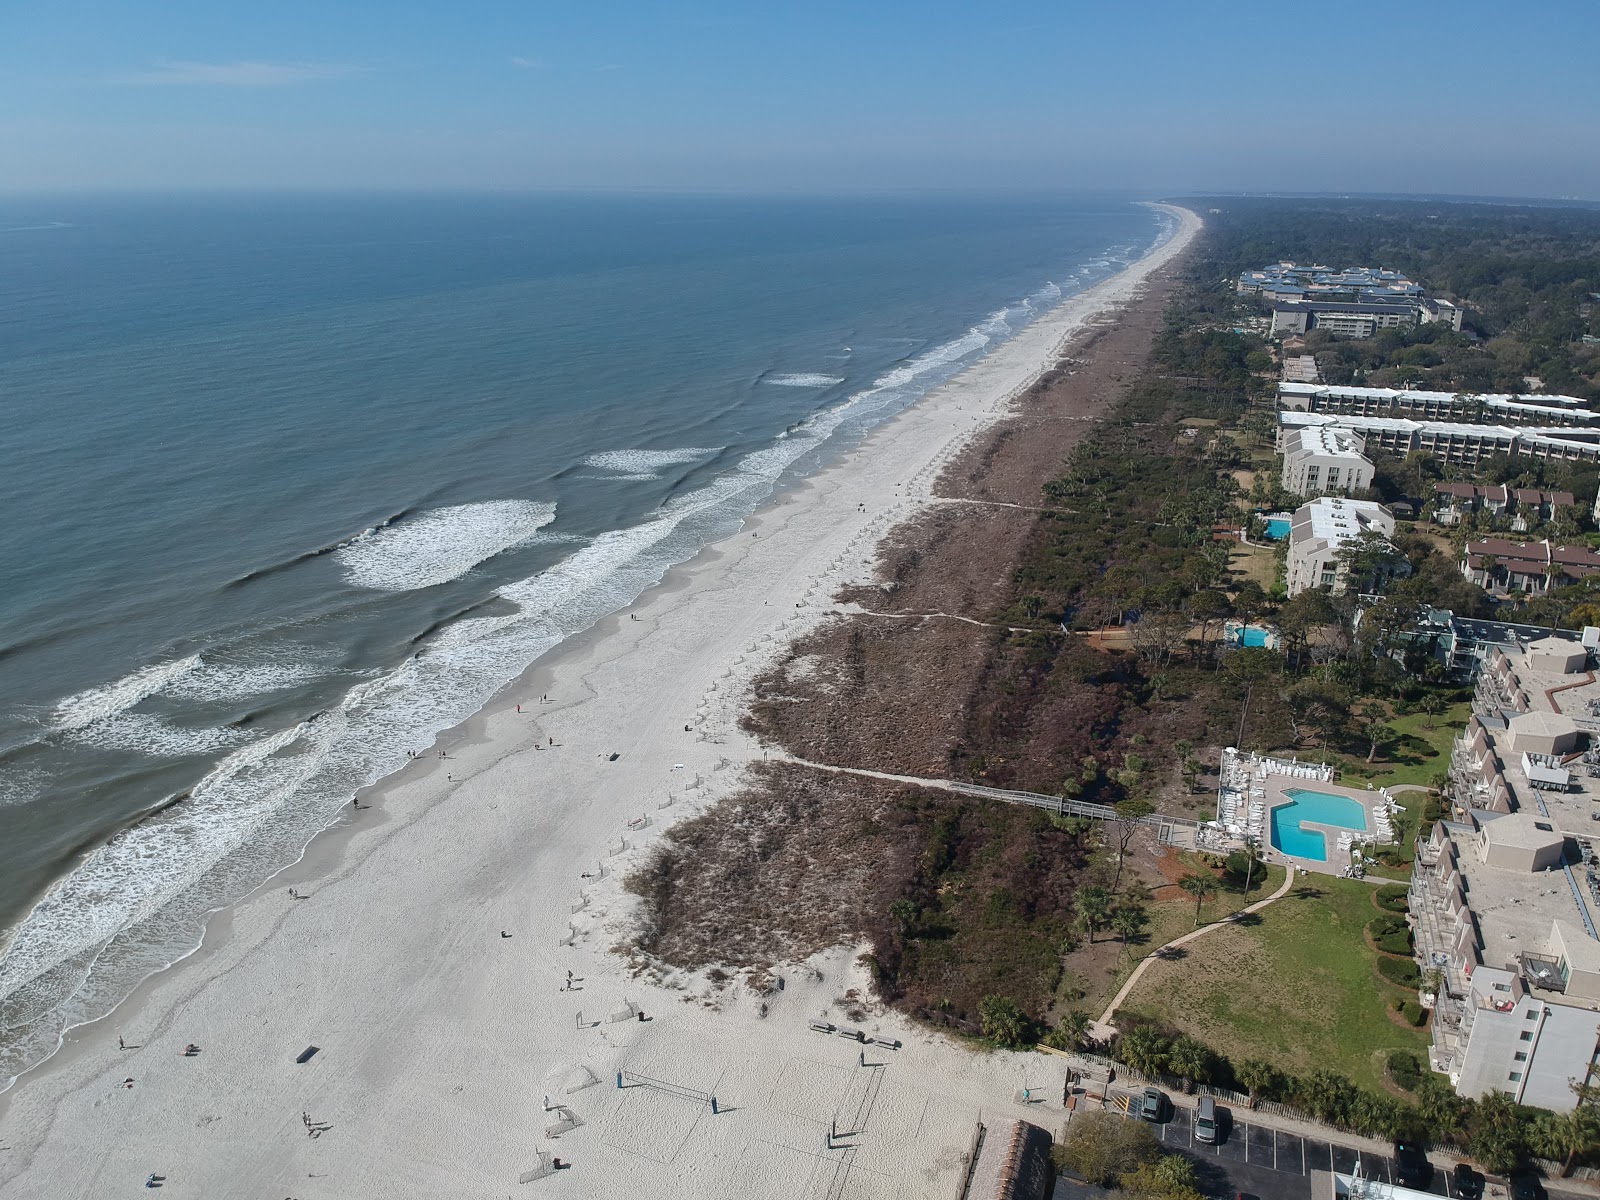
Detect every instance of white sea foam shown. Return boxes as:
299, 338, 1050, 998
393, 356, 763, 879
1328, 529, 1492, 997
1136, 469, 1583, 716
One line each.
582, 448, 720, 474
50, 655, 204, 732
335, 500, 556, 591
68, 712, 248, 757
163, 661, 327, 704
763, 373, 845, 388
873, 327, 992, 390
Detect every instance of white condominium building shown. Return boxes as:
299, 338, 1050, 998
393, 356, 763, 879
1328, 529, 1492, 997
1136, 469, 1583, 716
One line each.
1284, 497, 1401, 597
1279, 425, 1374, 498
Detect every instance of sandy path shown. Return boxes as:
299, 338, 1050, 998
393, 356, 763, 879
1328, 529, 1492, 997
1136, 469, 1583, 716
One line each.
0, 206, 1201, 1200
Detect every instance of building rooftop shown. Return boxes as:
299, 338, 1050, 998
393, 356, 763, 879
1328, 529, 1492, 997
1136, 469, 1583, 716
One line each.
1279, 382, 1595, 419
1272, 300, 1417, 316
1431, 817, 1597, 973
1283, 424, 1369, 459
1290, 496, 1393, 545
1279, 410, 1600, 450
1479, 809, 1564, 851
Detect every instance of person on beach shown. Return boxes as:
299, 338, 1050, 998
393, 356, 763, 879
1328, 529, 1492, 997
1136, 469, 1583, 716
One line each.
118, 1036, 125, 1050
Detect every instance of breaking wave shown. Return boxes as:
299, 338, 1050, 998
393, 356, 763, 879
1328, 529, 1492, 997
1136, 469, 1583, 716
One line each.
335, 500, 557, 591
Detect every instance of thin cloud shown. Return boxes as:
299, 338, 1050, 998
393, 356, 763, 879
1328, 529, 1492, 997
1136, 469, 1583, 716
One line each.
510, 56, 543, 69
117, 60, 365, 87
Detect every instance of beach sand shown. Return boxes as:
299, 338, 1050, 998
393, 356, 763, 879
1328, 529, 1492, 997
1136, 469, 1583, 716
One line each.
0, 205, 1201, 1199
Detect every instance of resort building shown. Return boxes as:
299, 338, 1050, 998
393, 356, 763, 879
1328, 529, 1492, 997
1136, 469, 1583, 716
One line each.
1419, 632, 1600, 1107
1460, 539, 1600, 595
1278, 383, 1596, 428
1277, 411, 1600, 467
1433, 485, 1574, 532
1284, 497, 1404, 597
1511, 489, 1578, 532
1279, 425, 1375, 498
1241, 263, 1464, 337
1270, 301, 1417, 339
1238, 263, 1423, 301
1433, 483, 1509, 526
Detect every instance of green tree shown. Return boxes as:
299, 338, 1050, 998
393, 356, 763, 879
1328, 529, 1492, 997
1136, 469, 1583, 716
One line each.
1052, 1110, 1159, 1186
1112, 798, 1155, 891
1050, 1009, 1092, 1052
1420, 693, 1443, 730
978, 996, 1032, 1050
888, 899, 919, 939
1117, 1026, 1171, 1078
1530, 1105, 1600, 1178
1076, 885, 1113, 944
1167, 1036, 1214, 1094
1296, 1069, 1358, 1125
1178, 873, 1220, 927
1121, 1155, 1206, 1200
1111, 903, 1149, 957
1235, 1058, 1281, 1109
1468, 1090, 1530, 1175
1351, 707, 1391, 764
1415, 1073, 1468, 1142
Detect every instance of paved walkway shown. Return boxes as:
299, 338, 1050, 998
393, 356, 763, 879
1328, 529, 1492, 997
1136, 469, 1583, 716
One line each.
1095, 866, 1299, 1028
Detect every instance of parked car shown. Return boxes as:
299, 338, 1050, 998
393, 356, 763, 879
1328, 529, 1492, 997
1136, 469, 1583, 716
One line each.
1194, 1095, 1221, 1144
1509, 1170, 1547, 1200
1393, 1141, 1432, 1189
1139, 1087, 1166, 1122
1452, 1162, 1484, 1199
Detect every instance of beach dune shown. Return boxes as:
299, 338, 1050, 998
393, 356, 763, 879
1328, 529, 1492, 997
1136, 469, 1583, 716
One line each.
0, 205, 1200, 1199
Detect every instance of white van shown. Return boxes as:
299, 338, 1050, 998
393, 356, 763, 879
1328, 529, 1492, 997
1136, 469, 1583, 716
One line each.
1195, 1095, 1219, 1144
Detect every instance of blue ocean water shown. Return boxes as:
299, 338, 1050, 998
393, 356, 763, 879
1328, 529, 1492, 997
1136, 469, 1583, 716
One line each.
0, 192, 1166, 1085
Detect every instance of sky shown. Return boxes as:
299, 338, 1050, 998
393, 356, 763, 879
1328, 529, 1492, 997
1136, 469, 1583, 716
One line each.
3, 0, 1599, 197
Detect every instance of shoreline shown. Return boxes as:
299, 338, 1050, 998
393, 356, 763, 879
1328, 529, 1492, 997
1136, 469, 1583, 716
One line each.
0, 205, 1201, 1196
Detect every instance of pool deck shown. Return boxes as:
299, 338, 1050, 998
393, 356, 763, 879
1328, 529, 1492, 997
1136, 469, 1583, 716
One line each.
1261, 776, 1394, 876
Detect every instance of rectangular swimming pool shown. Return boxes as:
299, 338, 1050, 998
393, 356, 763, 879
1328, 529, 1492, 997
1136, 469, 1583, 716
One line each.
1264, 517, 1291, 540
1269, 787, 1369, 862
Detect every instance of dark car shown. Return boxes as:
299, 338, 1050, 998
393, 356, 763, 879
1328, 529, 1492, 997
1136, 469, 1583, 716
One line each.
1509, 1170, 1547, 1200
1452, 1163, 1484, 1199
1139, 1086, 1166, 1122
1393, 1141, 1432, 1189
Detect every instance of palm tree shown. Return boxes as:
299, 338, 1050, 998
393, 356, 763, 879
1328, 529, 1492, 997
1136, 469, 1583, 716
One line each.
888, 899, 919, 939
1420, 694, 1443, 730
1235, 1058, 1279, 1109
1415, 1073, 1468, 1143
1531, 1107, 1600, 1178
1055, 1009, 1091, 1052
1111, 903, 1148, 957
1179, 873, 1220, 927
1117, 1026, 1171, 1079
1075, 886, 1112, 944
1167, 1036, 1212, 1094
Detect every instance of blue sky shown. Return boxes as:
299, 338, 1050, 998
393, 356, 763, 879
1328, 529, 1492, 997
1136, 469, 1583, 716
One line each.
4, 0, 1598, 196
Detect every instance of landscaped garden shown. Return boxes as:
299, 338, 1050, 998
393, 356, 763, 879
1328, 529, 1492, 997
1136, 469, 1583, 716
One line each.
1117, 875, 1430, 1093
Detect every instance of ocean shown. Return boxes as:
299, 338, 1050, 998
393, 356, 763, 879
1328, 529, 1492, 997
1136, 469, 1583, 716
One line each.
0, 192, 1167, 1086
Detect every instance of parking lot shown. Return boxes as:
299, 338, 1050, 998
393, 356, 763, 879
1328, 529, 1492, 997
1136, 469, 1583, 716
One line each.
1056, 1096, 1470, 1198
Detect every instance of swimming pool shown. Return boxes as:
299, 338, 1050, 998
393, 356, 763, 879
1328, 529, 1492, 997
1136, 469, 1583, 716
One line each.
1239, 627, 1271, 648
1264, 517, 1291, 540
1270, 788, 1369, 862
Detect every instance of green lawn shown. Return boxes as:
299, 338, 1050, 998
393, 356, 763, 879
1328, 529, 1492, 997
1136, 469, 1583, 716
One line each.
1333, 702, 1471, 790
1065, 854, 1286, 1017
1118, 875, 1430, 1092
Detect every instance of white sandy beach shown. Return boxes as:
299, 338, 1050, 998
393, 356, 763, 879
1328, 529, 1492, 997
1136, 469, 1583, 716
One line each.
0, 205, 1200, 1200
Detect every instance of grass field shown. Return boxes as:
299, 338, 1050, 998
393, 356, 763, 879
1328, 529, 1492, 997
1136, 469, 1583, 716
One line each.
1331, 701, 1470, 790
1118, 875, 1430, 1092
1064, 849, 1286, 1018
